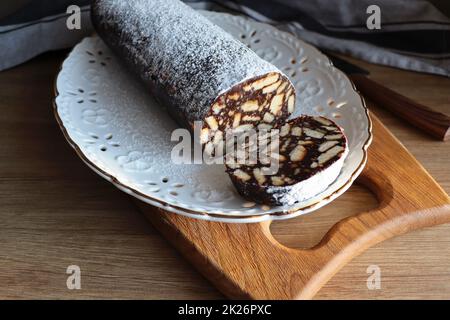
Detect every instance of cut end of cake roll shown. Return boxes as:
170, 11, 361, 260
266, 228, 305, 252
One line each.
225, 115, 348, 206
202, 72, 296, 155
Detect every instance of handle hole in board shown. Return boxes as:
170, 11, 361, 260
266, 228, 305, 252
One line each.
270, 183, 378, 250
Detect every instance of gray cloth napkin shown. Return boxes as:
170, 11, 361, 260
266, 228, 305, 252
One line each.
0, 0, 92, 71
1, 0, 449, 77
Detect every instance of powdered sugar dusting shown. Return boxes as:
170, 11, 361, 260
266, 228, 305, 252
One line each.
92, 0, 281, 125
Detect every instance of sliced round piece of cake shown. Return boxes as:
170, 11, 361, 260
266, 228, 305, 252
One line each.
225, 116, 348, 206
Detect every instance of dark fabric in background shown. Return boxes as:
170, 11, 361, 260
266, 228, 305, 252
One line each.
217, 0, 450, 54
0, 0, 449, 76
0, 0, 91, 25
0, 0, 92, 71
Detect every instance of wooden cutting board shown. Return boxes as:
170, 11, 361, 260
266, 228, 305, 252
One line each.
137, 113, 450, 300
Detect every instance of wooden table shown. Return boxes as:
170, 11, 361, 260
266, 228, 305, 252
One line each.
0, 51, 449, 299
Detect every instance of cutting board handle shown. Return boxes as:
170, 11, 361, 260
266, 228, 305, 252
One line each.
141, 115, 450, 299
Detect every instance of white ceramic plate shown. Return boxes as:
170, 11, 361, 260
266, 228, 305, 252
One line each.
54, 11, 372, 223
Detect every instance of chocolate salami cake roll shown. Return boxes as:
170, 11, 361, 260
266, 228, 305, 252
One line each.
91, 0, 296, 149
225, 116, 348, 206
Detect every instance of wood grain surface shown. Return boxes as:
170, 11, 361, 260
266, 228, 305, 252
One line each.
0, 51, 449, 299
140, 114, 450, 300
